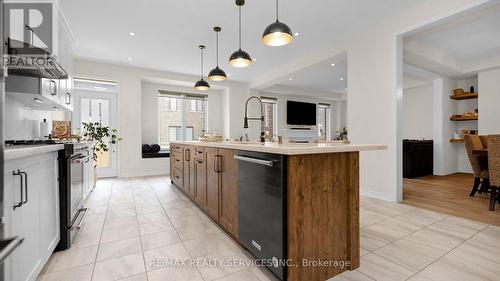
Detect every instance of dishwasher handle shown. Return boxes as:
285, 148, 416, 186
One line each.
234, 155, 275, 167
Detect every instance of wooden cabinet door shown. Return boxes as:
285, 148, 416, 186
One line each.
194, 155, 207, 207
182, 147, 191, 194
205, 148, 220, 221
218, 149, 238, 237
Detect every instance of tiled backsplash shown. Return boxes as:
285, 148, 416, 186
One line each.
4, 97, 69, 140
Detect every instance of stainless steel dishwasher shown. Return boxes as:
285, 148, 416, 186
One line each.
235, 151, 287, 280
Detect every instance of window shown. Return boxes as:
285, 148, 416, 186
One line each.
318, 103, 331, 140
262, 97, 277, 136
190, 100, 204, 112
158, 91, 207, 148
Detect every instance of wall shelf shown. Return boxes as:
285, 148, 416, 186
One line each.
450, 116, 478, 121
450, 93, 478, 100
450, 138, 464, 143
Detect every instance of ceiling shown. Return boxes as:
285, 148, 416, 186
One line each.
61, 0, 419, 82
263, 52, 347, 95
403, 3, 500, 78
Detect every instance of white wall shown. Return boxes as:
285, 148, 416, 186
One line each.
478, 68, 500, 134
258, 91, 345, 141
141, 81, 223, 145
433, 78, 459, 175
403, 84, 434, 140
74, 60, 249, 177
4, 97, 68, 140
345, 0, 489, 201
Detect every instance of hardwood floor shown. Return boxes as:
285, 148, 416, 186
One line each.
403, 173, 500, 226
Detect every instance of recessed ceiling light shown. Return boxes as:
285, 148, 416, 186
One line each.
53, 107, 59, 110
294, 32, 300, 36
34, 97, 43, 103
228, 73, 231, 77
128, 57, 133, 61
340, 77, 344, 81
25, 106, 32, 110
289, 78, 293, 81
252, 58, 257, 61
331, 63, 336, 66
129, 32, 135, 36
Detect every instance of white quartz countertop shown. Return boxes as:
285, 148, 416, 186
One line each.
4, 144, 65, 161
171, 141, 387, 155
4, 142, 94, 161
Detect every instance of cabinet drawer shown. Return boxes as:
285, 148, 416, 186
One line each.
173, 152, 183, 170
171, 144, 183, 153
172, 168, 183, 186
194, 147, 205, 160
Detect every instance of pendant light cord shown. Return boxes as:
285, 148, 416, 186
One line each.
216, 31, 219, 67
276, 0, 279, 21
239, 6, 242, 49
200, 47, 204, 79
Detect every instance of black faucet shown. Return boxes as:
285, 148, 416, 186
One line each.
243, 96, 265, 143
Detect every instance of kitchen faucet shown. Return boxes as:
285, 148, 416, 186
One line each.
243, 96, 265, 143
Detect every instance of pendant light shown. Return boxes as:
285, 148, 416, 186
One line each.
262, 0, 293, 47
229, 0, 252, 68
194, 45, 210, 91
208, 27, 227, 81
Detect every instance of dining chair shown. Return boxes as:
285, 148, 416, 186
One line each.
464, 134, 489, 197
487, 135, 500, 211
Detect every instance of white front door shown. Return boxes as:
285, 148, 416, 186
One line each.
73, 90, 118, 178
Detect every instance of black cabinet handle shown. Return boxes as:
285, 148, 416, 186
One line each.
66, 92, 71, 105
12, 170, 24, 210
20, 171, 28, 204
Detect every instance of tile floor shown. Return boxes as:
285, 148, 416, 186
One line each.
36, 176, 500, 281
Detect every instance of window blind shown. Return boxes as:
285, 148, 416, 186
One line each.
158, 90, 207, 100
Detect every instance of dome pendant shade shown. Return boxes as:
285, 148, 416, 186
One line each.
208, 66, 227, 81
262, 21, 293, 46
194, 79, 210, 91
194, 45, 210, 90
229, 0, 252, 68
229, 49, 252, 68
208, 27, 227, 81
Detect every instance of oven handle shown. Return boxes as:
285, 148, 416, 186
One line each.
69, 208, 88, 231
76, 208, 88, 229
70, 154, 86, 160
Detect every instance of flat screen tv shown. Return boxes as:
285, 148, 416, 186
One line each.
287, 100, 317, 125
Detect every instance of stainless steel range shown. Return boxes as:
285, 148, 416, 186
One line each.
56, 144, 89, 251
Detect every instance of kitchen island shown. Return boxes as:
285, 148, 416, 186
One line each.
169, 141, 386, 281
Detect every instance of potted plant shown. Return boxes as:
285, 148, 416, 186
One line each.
82, 122, 122, 186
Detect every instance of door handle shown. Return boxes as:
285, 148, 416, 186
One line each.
20, 171, 28, 204
12, 170, 24, 210
66, 92, 71, 105
214, 155, 222, 173
185, 149, 190, 161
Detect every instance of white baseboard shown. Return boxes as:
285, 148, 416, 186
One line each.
360, 189, 396, 202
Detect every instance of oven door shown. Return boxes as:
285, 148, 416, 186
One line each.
70, 154, 85, 222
